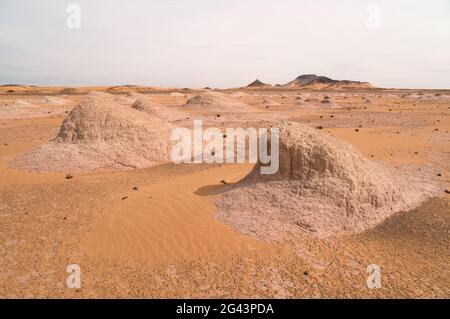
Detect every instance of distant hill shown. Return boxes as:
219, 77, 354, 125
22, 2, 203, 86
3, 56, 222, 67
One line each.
283, 74, 373, 89
246, 79, 272, 88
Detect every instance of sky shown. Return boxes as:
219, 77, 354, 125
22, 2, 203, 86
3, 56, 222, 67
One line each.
0, 0, 449, 89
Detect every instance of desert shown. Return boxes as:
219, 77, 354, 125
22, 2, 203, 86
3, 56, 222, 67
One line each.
1, 1, 450, 303
0, 77, 449, 298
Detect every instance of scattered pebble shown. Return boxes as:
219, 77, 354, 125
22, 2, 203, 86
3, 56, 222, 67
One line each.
121, 196, 128, 200
65, 174, 73, 180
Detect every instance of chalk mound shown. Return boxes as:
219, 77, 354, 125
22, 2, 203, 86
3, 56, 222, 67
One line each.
4, 100, 32, 109
40, 96, 67, 105
184, 92, 255, 113
216, 122, 440, 241
12, 93, 175, 172
295, 99, 316, 109
169, 92, 186, 98
0, 100, 34, 118
0, 99, 70, 119
131, 95, 186, 121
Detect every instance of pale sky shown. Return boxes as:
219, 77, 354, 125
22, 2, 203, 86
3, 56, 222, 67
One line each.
1, 0, 449, 89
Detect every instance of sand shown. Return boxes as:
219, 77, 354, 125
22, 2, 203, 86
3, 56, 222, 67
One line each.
0, 86, 449, 298
82, 164, 264, 263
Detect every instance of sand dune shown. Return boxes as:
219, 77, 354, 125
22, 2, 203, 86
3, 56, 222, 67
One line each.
82, 164, 263, 263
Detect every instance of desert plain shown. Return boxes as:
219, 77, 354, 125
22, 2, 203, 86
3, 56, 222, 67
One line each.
0, 79, 449, 298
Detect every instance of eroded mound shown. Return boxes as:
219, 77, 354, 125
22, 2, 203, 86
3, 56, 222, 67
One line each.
12, 93, 175, 172
0, 98, 71, 119
216, 122, 440, 240
184, 92, 255, 112
131, 95, 187, 121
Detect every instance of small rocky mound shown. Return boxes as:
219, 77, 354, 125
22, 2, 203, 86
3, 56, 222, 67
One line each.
40, 96, 66, 105
361, 96, 372, 104
319, 97, 340, 108
184, 92, 255, 112
131, 96, 162, 111
262, 98, 280, 108
304, 98, 321, 104
12, 93, 175, 172
215, 122, 440, 241
301, 97, 340, 108
4, 100, 32, 108
131, 95, 186, 121
0, 99, 70, 119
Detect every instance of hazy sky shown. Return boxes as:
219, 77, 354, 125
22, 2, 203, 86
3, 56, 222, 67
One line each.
1, 0, 449, 88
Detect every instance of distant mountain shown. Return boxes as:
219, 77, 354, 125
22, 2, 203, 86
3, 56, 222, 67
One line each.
246, 79, 272, 88
283, 74, 373, 89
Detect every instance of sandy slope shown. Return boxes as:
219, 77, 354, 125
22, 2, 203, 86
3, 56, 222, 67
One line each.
82, 164, 265, 263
